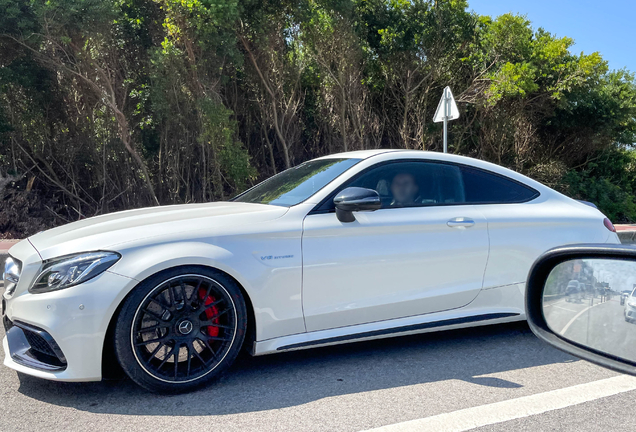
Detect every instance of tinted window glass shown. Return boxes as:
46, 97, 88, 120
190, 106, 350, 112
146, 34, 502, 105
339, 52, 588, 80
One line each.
344, 161, 465, 209
234, 158, 360, 206
460, 166, 538, 204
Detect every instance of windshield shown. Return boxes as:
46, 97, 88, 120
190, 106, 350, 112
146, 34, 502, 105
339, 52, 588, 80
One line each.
233, 158, 361, 206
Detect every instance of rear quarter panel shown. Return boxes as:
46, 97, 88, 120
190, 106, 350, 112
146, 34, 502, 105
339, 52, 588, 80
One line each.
478, 194, 618, 289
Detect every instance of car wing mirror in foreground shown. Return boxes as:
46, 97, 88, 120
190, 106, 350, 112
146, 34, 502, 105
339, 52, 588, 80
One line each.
333, 187, 382, 222
526, 245, 636, 376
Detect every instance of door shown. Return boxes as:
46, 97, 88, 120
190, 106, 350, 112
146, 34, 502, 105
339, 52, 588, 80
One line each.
301, 160, 490, 332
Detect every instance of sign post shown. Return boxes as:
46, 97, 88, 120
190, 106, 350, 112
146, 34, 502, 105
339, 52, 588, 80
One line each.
433, 86, 460, 153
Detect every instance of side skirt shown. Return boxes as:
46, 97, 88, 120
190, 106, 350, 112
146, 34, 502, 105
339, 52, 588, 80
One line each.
252, 311, 523, 356
279, 312, 518, 351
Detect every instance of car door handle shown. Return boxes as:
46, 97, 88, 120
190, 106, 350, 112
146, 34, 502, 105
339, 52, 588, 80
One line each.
447, 217, 475, 228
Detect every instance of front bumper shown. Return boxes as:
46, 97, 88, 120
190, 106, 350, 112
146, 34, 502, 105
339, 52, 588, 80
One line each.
2, 269, 137, 381
3, 318, 67, 371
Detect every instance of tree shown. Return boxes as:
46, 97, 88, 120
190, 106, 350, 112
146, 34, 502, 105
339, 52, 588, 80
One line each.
2, 0, 636, 238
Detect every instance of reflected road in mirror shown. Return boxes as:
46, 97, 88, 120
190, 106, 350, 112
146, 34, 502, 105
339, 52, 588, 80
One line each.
543, 258, 636, 363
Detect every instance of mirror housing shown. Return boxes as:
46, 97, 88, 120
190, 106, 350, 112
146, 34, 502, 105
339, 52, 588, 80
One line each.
333, 187, 382, 223
526, 244, 636, 377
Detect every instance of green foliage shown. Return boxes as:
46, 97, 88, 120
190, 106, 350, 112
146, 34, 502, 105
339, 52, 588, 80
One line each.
199, 98, 256, 191
1, 0, 636, 236
561, 147, 636, 223
482, 14, 608, 104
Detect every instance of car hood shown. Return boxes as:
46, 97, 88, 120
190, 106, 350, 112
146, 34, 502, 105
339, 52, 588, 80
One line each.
28, 202, 288, 260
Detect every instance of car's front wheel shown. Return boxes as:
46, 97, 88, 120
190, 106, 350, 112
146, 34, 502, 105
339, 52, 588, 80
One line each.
114, 267, 247, 393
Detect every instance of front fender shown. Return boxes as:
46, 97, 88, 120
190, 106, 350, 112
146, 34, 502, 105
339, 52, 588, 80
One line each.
112, 241, 235, 282
110, 240, 305, 341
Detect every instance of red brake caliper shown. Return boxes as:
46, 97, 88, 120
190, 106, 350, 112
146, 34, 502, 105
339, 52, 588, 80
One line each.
198, 287, 220, 337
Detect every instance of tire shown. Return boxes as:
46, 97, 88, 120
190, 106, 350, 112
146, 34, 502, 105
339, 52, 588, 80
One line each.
114, 266, 247, 393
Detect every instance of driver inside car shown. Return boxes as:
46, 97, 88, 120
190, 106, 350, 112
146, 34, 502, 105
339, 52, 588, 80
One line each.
390, 172, 421, 207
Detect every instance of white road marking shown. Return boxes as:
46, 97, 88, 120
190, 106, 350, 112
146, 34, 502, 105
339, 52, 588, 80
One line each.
361, 375, 636, 432
553, 305, 580, 313
559, 300, 605, 336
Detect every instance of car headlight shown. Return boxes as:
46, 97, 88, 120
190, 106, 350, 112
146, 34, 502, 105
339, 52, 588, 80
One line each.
628, 299, 636, 308
3, 257, 22, 298
30, 251, 121, 294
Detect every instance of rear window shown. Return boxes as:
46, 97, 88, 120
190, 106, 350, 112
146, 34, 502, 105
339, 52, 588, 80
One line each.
460, 166, 539, 204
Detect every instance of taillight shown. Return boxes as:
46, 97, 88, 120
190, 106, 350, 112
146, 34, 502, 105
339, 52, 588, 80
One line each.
603, 218, 616, 233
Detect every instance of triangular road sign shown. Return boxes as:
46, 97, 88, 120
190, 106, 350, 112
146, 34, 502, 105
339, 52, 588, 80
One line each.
433, 86, 460, 123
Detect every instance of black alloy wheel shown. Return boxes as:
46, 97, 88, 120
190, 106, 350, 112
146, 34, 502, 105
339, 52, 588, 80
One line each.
114, 267, 247, 393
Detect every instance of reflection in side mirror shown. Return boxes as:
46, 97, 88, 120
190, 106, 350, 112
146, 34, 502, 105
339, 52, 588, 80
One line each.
333, 187, 382, 223
543, 258, 636, 363
526, 245, 636, 377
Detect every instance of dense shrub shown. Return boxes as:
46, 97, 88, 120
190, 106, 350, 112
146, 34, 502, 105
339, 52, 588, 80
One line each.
558, 147, 636, 223
1, 1, 635, 236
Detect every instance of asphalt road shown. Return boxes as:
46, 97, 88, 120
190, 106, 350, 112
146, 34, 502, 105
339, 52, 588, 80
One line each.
544, 295, 636, 361
2, 312, 636, 432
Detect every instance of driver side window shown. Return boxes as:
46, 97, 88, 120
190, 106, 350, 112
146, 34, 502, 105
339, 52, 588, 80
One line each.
344, 161, 465, 209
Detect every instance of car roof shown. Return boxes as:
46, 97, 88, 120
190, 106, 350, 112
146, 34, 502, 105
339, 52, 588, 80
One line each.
315, 149, 404, 160
315, 149, 530, 175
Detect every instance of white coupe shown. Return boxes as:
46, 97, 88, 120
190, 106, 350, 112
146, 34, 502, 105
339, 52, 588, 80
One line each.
2, 150, 620, 392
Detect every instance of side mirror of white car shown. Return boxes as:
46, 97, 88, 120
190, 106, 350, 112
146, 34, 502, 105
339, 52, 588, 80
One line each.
526, 245, 636, 376
333, 187, 382, 223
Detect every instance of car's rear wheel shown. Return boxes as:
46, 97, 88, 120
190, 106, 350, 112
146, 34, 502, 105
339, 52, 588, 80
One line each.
114, 267, 247, 393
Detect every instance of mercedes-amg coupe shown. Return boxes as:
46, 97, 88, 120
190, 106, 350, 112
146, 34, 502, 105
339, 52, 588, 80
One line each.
2, 150, 620, 392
